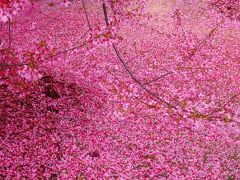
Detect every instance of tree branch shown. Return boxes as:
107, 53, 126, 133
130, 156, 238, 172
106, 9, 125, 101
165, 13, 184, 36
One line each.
0, 63, 27, 67
1, 31, 90, 68
112, 43, 176, 109
177, 23, 222, 68
144, 72, 174, 85
81, 0, 91, 30
102, 3, 109, 27
102, 3, 177, 109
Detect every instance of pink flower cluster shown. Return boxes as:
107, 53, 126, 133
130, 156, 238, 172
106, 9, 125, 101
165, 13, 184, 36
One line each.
0, 0, 30, 22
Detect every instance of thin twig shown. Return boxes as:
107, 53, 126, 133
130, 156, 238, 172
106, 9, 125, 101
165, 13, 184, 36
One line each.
135, 96, 158, 109
0, 63, 27, 67
144, 72, 174, 85
126, 49, 153, 64
209, 92, 240, 115
1, 30, 90, 68
177, 23, 221, 68
81, 0, 91, 30
41, 33, 90, 61
112, 43, 176, 109
0, 43, 86, 68
102, 3, 109, 27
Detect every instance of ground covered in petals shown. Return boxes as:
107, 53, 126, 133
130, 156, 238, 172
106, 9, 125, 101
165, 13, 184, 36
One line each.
0, 0, 240, 179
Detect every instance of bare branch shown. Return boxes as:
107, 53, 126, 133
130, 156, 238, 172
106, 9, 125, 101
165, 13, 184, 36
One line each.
0, 63, 27, 67
42, 31, 90, 61
102, 3, 109, 27
101, 2, 176, 109
177, 23, 222, 68
126, 49, 153, 64
135, 96, 159, 109
1, 30, 90, 68
210, 92, 240, 115
102, 3, 176, 109
112, 43, 176, 109
81, 0, 91, 30
144, 72, 174, 85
